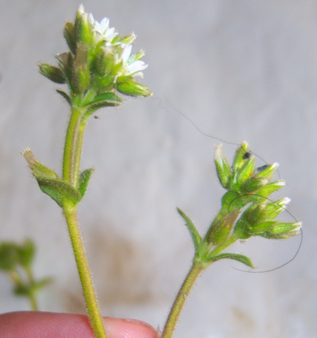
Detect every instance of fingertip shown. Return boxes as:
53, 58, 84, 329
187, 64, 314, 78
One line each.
104, 317, 159, 338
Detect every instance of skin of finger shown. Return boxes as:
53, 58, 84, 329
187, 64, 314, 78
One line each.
0, 311, 159, 338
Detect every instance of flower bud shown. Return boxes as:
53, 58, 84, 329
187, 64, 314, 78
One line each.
215, 144, 232, 189
261, 222, 301, 239
232, 142, 249, 171
117, 80, 152, 97
71, 44, 90, 93
74, 5, 94, 46
255, 162, 279, 180
38, 63, 66, 84
208, 209, 240, 245
63, 21, 76, 54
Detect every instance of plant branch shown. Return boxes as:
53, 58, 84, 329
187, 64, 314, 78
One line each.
161, 263, 204, 338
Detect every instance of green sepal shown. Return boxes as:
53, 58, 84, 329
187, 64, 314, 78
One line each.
233, 220, 252, 240
38, 63, 66, 84
215, 145, 232, 189
22, 149, 59, 179
118, 33, 136, 45
63, 21, 77, 54
221, 191, 254, 211
72, 44, 90, 94
116, 81, 152, 97
35, 177, 82, 207
94, 75, 115, 92
177, 208, 202, 252
86, 92, 123, 107
0, 242, 18, 271
117, 75, 134, 83
255, 163, 278, 180
236, 157, 255, 186
78, 168, 94, 198
252, 221, 277, 233
232, 142, 249, 171
94, 49, 116, 76
57, 52, 74, 85
16, 239, 35, 269
128, 50, 145, 64
74, 7, 94, 46
266, 222, 300, 235
240, 177, 267, 194
56, 90, 72, 106
256, 181, 285, 197
206, 253, 254, 268
259, 222, 300, 239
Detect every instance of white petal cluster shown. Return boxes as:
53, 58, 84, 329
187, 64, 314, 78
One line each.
79, 5, 148, 80
120, 45, 148, 78
90, 15, 118, 44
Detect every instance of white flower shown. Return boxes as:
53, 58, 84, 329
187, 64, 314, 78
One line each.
91, 16, 118, 44
120, 45, 148, 78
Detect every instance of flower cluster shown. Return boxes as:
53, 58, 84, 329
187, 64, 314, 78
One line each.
39, 5, 151, 111
214, 142, 301, 242
178, 142, 301, 270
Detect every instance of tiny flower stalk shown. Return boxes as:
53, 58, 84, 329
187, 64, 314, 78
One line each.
23, 6, 151, 338
161, 142, 301, 338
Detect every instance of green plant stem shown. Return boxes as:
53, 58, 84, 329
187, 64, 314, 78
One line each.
62, 104, 106, 338
62, 106, 86, 187
161, 263, 204, 338
24, 267, 39, 311
63, 205, 106, 338
28, 291, 39, 311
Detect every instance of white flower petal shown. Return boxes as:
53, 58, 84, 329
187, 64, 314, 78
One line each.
121, 45, 132, 63
89, 13, 95, 25
99, 17, 110, 33
128, 60, 148, 75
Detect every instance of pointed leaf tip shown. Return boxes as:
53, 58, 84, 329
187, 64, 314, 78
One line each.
207, 253, 254, 269
177, 208, 202, 252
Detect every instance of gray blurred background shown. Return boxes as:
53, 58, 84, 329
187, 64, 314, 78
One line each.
0, 0, 316, 337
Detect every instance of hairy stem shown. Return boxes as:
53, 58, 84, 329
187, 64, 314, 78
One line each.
161, 263, 204, 338
63, 205, 106, 338
62, 106, 86, 187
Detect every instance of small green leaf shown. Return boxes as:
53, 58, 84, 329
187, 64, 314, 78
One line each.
177, 208, 202, 252
0, 243, 18, 271
13, 282, 30, 296
36, 177, 82, 207
207, 253, 254, 268
31, 277, 53, 293
16, 239, 36, 269
56, 90, 71, 106
78, 168, 94, 198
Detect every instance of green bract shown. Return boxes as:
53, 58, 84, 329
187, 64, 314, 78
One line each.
178, 142, 301, 270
